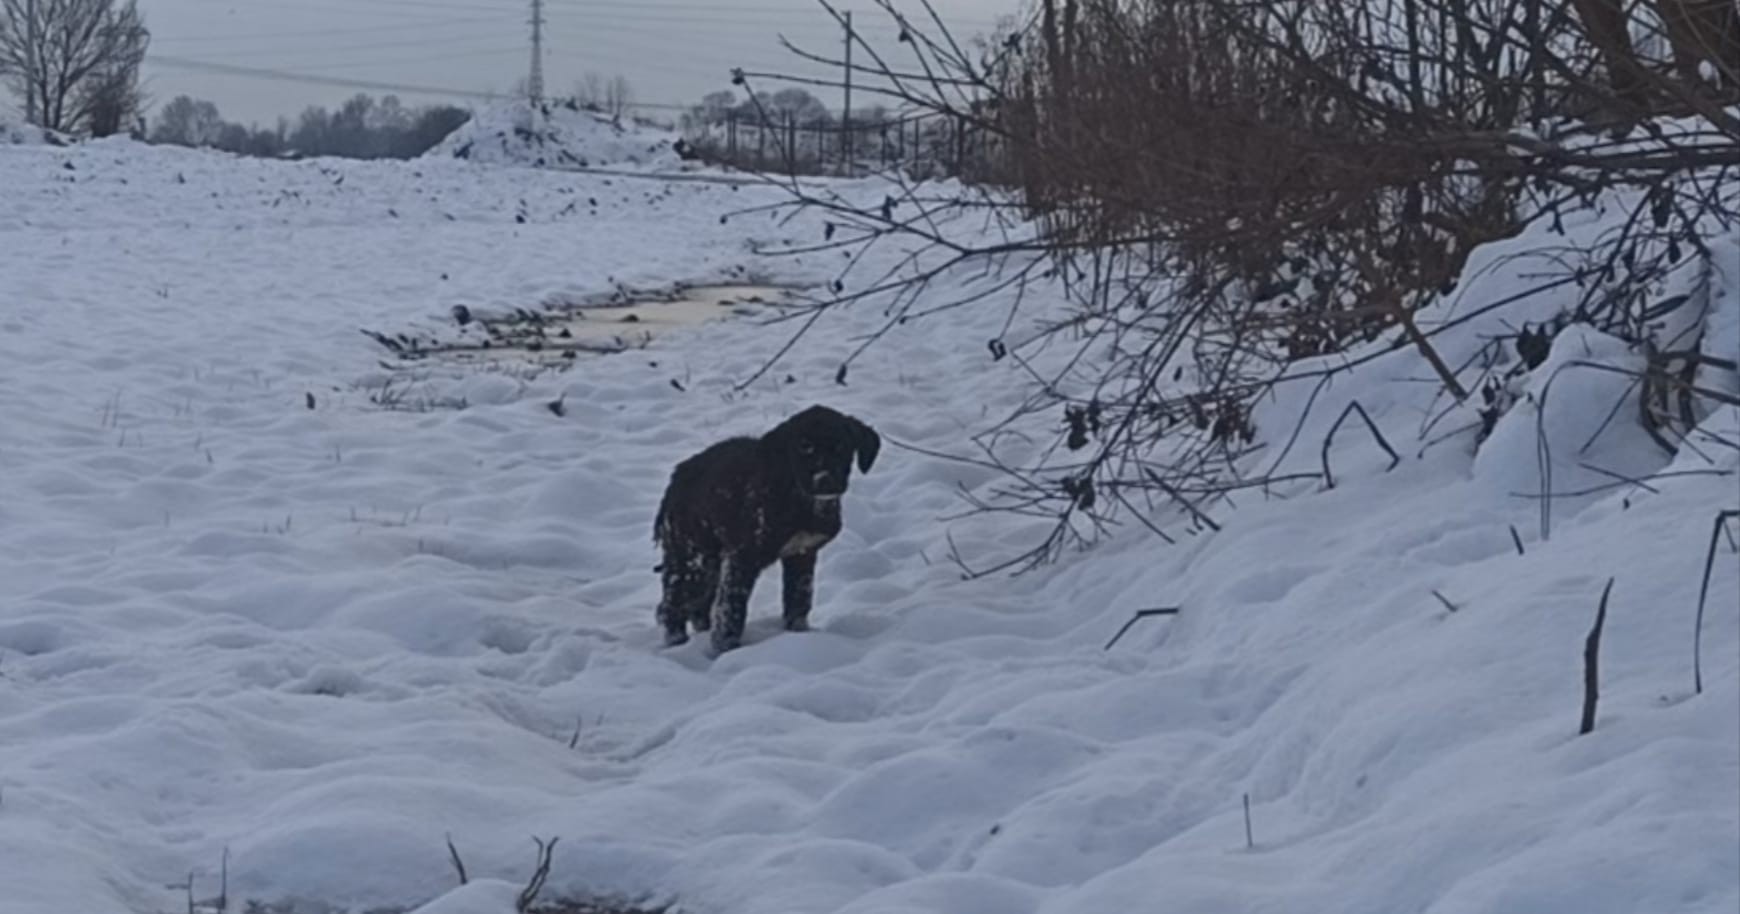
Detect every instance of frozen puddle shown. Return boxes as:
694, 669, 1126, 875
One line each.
361, 283, 803, 374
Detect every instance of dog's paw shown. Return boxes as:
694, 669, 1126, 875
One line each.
662, 629, 690, 648
709, 631, 742, 655
784, 617, 810, 633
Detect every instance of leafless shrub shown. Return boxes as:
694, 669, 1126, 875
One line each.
730, 0, 1738, 572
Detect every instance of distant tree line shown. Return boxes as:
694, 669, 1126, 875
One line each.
569, 71, 634, 119
148, 92, 471, 160
682, 86, 840, 131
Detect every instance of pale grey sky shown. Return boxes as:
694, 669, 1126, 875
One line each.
134, 0, 1019, 124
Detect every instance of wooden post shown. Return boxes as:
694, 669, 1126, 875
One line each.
842, 10, 854, 170
954, 116, 966, 174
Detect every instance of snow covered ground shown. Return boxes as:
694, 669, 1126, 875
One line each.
0, 134, 1735, 914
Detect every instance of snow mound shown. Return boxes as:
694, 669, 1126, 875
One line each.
0, 118, 66, 146
426, 101, 681, 171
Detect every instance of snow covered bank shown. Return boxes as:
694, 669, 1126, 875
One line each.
0, 118, 66, 146
0, 130, 1734, 914
425, 102, 683, 171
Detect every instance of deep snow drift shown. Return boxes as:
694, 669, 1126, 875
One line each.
0, 133, 1735, 914
425, 101, 683, 171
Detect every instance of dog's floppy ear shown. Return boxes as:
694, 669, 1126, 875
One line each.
848, 416, 881, 473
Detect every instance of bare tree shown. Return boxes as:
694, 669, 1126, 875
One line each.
82, 57, 142, 136
767, 87, 828, 124
0, 0, 149, 134
604, 74, 633, 118
151, 94, 222, 146
683, 88, 736, 131
368, 94, 411, 132
574, 71, 603, 110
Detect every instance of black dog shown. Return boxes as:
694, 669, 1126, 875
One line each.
653, 405, 880, 653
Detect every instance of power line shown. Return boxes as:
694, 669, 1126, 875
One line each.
542, 16, 956, 37
183, 0, 999, 29
151, 15, 507, 44
145, 1, 995, 114
153, 2, 993, 57
528, 0, 546, 103
156, 45, 526, 73
556, 0, 999, 26
552, 4, 998, 29
161, 33, 526, 59
146, 54, 509, 100
154, 14, 919, 55
286, 47, 528, 72
145, 53, 702, 110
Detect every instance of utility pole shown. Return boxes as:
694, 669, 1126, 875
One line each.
842, 10, 853, 169
24, 0, 38, 125
528, 0, 545, 107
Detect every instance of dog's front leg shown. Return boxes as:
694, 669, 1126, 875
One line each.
709, 553, 758, 654
780, 552, 816, 632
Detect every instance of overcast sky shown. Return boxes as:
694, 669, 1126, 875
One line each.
132, 0, 1018, 124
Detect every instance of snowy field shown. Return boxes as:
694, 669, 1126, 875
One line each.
0, 128, 1736, 914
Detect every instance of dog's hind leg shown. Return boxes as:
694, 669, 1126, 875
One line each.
709, 553, 758, 654
657, 549, 718, 647
780, 552, 817, 632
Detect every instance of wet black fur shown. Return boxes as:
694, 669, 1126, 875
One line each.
653, 405, 881, 653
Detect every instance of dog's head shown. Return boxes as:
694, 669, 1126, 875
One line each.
762, 405, 881, 499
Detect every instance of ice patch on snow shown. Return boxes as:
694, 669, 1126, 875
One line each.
359, 284, 805, 401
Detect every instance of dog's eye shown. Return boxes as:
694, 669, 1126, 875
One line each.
798, 441, 817, 455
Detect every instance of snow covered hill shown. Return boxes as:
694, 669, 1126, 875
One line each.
424, 101, 684, 171
0, 132, 1735, 914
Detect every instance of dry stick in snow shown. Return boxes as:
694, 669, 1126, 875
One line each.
1320, 401, 1401, 489
1580, 578, 1616, 736
446, 833, 469, 886
1242, 793, 1254, 849
518, 836, 559, 913
1104, 607, 1181, 650
1351, 248, 1469, 403
1694, 509, 1740, 696
1509, 524, 1526, 556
